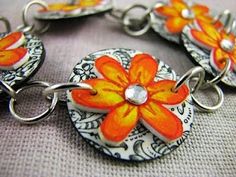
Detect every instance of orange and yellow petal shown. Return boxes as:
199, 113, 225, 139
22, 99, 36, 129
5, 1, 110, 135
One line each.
0, 32, 24, 50
71, 79, 124, 110
195, 19, 221, 41
191, 4, 209, 15
79, 0, 101, 7
166, 17, 190, 34
95, 56, 129, 88
129, 54, 158, 86
0, 48, 28, 67
99, 103, 139, 144
140, 101, 183, 142
171, 0, 187, 12
155, 6, 179, 17
147, 80, 189, 105
190, 29, 218, 49
210, 48, 230, 70
220, 31, 235, 42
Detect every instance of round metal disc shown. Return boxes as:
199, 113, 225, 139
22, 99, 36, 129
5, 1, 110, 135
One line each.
0, 32, 45, 97
181, 25, 236, 88
35, 0, 112, 20
66, 48, 194, 161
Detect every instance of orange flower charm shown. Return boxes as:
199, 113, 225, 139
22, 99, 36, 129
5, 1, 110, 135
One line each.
40, 0, 102, 12
71, 54, 189, 145
0, 32, 29, 70
189, 19, 236, 71
155, 0, 217, 34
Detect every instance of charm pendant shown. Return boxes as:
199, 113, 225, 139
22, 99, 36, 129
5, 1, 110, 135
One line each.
35, 0, 113, 20
151, 0, 220, 43
67, 48, 194, 161
0, 32, 45, 96
182, 19, 236, 87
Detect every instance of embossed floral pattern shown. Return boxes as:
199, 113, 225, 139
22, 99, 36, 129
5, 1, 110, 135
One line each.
189, 19, 236, 71
71, 54, 189, 145
155, 0, 219, 34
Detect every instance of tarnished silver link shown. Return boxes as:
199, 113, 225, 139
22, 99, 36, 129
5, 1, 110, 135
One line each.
9, 81, 58, 124
0, 16, 11, 33
17, 0, 50, 34
172, 66, 205, 94
213, 9, 232, 29
0, 80, 16, 98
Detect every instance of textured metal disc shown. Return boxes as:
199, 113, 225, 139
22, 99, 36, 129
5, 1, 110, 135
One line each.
66, 48, 194, 161
0, 32, 45, 97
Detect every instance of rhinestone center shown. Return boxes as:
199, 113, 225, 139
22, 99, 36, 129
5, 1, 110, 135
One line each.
220, 39, 234, 52
125, 84, 148, 105
181, 9, 195, 19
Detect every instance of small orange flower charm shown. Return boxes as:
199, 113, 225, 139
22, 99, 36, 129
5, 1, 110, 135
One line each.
71, 54, 189, 145
0, 32, 29, 70
155, 0, 218, 34
189, 19, 236, 71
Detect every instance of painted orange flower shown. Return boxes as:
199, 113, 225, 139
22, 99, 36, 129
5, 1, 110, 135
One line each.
71, 54, 189, 145
0, 32, 29, 70
155, 0, 218, 34
189, 19, 236, 71
40, 0, 102, 12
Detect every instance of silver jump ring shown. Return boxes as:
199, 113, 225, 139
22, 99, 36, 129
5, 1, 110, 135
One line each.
17, 0, 50, 34
213, 9, 232, 29
9, 81, 58, 124
172, 67, 205, 94
191, 84, 224, 112
202, 58, 231, 88
0, 80, 16, 98
43, 82, 97, 103
0, 16, 11, 33
121, 4, 152, 36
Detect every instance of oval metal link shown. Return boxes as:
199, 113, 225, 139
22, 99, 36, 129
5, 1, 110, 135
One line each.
0, 80, 16, 98
0, 16, 11, 33
9, 81, 58, 124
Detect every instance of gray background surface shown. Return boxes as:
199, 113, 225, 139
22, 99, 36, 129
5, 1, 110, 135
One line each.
0, 0, 235, 176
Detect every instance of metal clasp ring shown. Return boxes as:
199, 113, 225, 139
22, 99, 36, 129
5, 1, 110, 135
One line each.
0, 16, 11, 33
17, 0, 50, 34
9, 81, 58, 124
0, 80, 16, 99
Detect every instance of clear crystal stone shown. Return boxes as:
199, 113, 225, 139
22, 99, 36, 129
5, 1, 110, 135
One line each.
181, 9, 195, 19
220, 39, 234, 52
125, 84, 148, 105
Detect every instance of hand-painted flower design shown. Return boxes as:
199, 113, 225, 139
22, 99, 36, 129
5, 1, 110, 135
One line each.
0, 32, 29, 70
155, 0, 219, 34
71, 54, 189, 145
189, 19, 236, 71
39, 0, 102, 13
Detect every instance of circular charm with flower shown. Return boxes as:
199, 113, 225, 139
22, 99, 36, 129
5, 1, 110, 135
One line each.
35, 0, 113, 20
182, 19, 236, 87
67, 48, 194, 161
0, 32, 45, 96
151, 0, 220, 43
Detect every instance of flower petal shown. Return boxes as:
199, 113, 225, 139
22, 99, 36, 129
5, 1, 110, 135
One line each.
71, 79, 124, 111
0, 32, 25, 50
99, 103, 139, 145
171, 0, 187, 11
129, 54, 158, 86
191, 4, 209, 15
155, 6, 179, 17
147, 80, 189, 105
220, 31, 235, 42
140, 101, 183, 142
190, 29, 218, 49
210, 48, 231, 71
0, 48, 29, 70
195, 19, 221, 41
166, 17, 189, 34
95, 55, 129, 87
